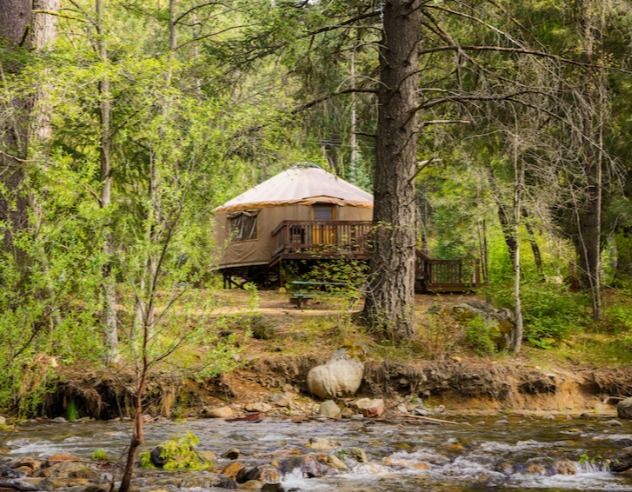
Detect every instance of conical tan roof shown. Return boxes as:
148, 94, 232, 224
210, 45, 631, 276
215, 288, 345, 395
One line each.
215, 165, 373, 213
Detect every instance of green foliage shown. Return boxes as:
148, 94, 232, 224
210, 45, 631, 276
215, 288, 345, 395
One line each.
604, 304, 632, 333
464, 315, 500, 356
91, 449, 110, 461
140, 433, 211, 471
292, 260, 368, 294
485, 283, 586, 348
66, 400, 79, 422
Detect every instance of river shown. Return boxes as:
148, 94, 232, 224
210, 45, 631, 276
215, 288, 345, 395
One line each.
4, 415, 632, 491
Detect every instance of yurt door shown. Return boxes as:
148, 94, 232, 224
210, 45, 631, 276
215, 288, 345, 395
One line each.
312, 204, 336, 245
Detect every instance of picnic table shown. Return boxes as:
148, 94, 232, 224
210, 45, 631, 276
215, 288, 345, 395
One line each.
289, 280, 359, 308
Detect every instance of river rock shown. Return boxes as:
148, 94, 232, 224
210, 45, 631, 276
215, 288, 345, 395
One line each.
237, 464, 282, 484
222, 462, 245, 480
222, 448, 241, 460
326, 454, 349, 471
610, 447, 632, 472
245, 402, 272, 413
347, 447, 368, 463
306, 437, 340, 451
150, 446, 166, 467
318, 400, 341, 419
216, 474, 239, 489
203, 406, 234, 419
14, 457, 43, 472
300, 454, 333, 478
552, 459, 576, 475
270, 393, 292, 408
197, 450, 217, 464
617, 398, 632, 419
307, 351, 364, 399
354, 398, 384, 418
40, 461, 97, 479
527, 463, 546, 475
83, 485, 113, 492
46, 455, 81, 464
605, 419, 623, 427
239, 480, 264, 490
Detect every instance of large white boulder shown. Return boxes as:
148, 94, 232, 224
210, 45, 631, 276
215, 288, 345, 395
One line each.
307, 351, 364, 399
618, 397, 632, 419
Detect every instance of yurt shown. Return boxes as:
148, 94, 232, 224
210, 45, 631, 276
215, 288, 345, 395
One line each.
214, 164, 373, 286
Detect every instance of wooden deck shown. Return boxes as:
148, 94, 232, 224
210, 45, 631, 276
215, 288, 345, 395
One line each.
222, 220, 479, 292
271, 220, 372, 263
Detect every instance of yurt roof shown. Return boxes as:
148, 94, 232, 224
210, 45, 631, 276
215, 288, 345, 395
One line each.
214, 165, 373, 213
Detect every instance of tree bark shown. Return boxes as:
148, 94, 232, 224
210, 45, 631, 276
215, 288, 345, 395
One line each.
96, 0, 120, 363
511, 132, 524, 353
0, 0, 32, 251
572, 0, 603, 320
521, 208, 544, 280
362, 0, 421, 341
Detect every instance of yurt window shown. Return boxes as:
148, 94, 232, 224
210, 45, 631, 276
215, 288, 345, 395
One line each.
228, 209, 259, 241
313, 204, 335, 221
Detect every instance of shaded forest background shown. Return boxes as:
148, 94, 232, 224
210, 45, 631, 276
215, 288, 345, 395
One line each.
1, 0, 632, 415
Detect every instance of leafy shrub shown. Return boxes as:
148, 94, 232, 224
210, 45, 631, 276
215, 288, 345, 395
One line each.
92, 449, 110, 461
464, 315, 500, 355
483, 282, 586, 348
604, 305, 632, 333
139, 432, 211, 471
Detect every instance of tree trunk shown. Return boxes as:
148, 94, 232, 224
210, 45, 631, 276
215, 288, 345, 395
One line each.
572, 0, 603, 320
96, 0, 120, 363
118, 371, 147, 492
511, 132, 524, 353
521, 208, 544, 280
0, 0, 32, 251
362, 0, 421, 341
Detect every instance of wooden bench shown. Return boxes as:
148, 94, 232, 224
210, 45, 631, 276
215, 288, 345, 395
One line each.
289, 281, 359, 308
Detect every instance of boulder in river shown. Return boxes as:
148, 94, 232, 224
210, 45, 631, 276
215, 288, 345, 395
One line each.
552, 459, 576, 475
617, 397, 632, 419
237, 464, 283, 484
610, 447, 632, 473
307, 350, 364, 399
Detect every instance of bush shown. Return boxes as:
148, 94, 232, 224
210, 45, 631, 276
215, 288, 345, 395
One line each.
464, 315, 500, 355
483, 282, 586, 348
140, 432, 211, 471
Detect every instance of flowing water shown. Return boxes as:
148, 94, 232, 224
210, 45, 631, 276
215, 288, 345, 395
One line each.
4, 416, 632, 491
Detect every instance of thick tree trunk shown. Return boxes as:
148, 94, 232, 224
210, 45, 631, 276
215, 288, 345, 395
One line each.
573, 0, 603, 320
362, 0, 421, 341
0, 1, 32, 251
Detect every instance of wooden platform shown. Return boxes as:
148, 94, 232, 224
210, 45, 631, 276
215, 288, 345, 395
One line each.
220, 220, 480, 293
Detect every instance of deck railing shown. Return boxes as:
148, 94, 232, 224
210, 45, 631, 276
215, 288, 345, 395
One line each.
271, 220, 372, 259
423, 258, 480, 292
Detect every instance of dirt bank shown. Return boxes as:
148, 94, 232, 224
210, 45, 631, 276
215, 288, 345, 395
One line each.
35, 290, 632, 421
43, 357, 632, 420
